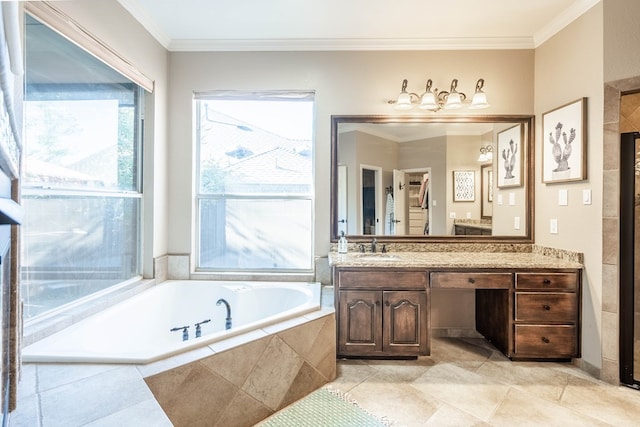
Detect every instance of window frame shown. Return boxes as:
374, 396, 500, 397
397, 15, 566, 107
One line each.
193, 93, 315, 274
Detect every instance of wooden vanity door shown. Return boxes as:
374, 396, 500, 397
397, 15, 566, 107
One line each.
383, 290, 429, 355
338, 290, 382, 355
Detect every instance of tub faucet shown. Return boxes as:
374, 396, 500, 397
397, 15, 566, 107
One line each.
216, 298, 232, 330
194, 319, 211, 338
170, 325, 190, 341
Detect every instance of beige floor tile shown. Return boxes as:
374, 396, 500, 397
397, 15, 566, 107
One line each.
490, 387, 612, 427
410, 362, 511, 421
347, 381, 440, 427
560, 375, 640, 425
428, 338, 496, 371
39, 365, 157, 426
423, 404, 492, 427
82, 398, 173, 427
475, 357, 571, 402
329, 359, 379, 392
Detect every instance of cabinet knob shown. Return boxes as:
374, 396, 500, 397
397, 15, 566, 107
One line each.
385, 301, 390, 307
468, 277, 476, 284
375, 301, 380, 306
542, 304, 551, 311
541, 336, 550, 344
543, 278, 551, 285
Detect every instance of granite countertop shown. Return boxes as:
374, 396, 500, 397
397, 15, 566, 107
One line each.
328, 251, 583, 269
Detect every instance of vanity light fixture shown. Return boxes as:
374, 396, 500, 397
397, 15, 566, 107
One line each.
477, 145, 493, 162
389, 78, 490, 111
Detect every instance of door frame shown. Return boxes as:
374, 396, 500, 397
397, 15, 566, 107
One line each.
620, 131, 640, 389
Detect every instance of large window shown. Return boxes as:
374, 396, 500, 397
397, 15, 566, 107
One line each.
195, 92, 314, 272
21, 16, 143, 318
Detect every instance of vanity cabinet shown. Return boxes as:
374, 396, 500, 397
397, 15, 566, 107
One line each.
513, 271, 580, 359
333, 263, 582, 361
334, 268, 429, 358
453, 224, 491, 235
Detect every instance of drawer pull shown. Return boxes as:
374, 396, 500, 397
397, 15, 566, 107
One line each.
468, 277, 476, 284
541, 336, 550, 344
542, 304, 551, 311
543, 279, 551, 285
375, 301, 380, 306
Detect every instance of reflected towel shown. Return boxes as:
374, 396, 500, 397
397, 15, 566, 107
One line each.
385, 192, 394, 235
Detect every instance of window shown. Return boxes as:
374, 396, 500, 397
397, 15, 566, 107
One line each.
195, 92, 314, 272
21, 16, 143, 318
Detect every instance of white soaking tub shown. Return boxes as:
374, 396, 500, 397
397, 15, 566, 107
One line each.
22, 280, 322, 364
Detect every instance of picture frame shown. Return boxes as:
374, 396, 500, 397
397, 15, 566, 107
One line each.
542, 97, 587, 184
453, 170, 475, 202
497, 124, 523, 188
481, 164, 493, 218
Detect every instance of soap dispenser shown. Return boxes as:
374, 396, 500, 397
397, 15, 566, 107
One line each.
338, 231, 348, 254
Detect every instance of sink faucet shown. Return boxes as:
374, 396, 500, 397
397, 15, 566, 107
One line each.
371, 238, 377, 253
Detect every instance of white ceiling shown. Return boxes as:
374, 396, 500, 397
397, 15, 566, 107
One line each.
116, 0, 600, 52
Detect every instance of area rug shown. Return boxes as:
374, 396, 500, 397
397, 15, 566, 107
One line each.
256, 387, 393, 426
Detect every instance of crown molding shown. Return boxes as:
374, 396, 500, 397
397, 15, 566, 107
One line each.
168, 37, 534, 52
533, 0, 600, 47
117, 0, 172, 49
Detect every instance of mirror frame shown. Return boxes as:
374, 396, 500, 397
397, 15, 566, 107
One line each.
330, 114, 535, 243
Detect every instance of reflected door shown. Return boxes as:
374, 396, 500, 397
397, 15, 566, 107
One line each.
361, 167, 380, 235
337, 165, 348, 235
393, 169, 407, 235
620, 132, 640, 389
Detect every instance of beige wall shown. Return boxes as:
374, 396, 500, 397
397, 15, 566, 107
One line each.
29, 0, 635, 381
52, 0, 170, 278
168, 50, 535, 259
534, 3, 604, 370
604, 0, 640, 82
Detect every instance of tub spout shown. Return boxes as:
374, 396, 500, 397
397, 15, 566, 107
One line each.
216, 298, 232, 330
170, 325, 190, 341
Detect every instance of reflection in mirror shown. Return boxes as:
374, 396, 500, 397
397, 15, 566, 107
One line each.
330, 115, 534, 243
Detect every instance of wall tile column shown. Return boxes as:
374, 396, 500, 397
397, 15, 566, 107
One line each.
602, 78, 640, 384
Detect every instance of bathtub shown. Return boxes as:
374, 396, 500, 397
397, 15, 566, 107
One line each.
22, 280, 322, 364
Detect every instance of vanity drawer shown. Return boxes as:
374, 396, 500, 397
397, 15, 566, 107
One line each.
514, 325, 577, 358
515, 293, 577, 323
337, 270, 428, 289
515, 272, 578, 291
430, 272, 512, 289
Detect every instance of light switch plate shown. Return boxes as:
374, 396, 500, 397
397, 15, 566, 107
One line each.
514, 216, 520, 230
497, 194, 503, 205
449, 212, 456, 218
466, 212, 471, 219
550, 218, 558, 234
508, 193, 515, 206
583, 189, 592, 205
558, 189, 568, 206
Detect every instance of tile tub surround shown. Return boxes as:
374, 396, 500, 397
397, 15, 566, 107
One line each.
144, 311, 336, 427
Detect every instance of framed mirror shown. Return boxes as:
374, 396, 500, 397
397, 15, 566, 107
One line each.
330, 115, 534, 243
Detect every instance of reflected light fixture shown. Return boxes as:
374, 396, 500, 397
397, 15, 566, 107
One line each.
389, 78, 490, 111
477, 145, 493, 162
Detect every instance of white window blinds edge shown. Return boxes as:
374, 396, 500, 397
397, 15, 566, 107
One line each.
24, 2, 154, 93
194, 90, 315, 101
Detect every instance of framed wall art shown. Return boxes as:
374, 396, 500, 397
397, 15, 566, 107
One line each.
542, 97, 587, 183
497, 124, 523, 188
453, 170, 475, 202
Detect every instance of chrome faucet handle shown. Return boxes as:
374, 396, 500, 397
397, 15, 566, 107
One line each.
371, 238, 377, 253
358, 243, 365, 253
381, 244, 387, 253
